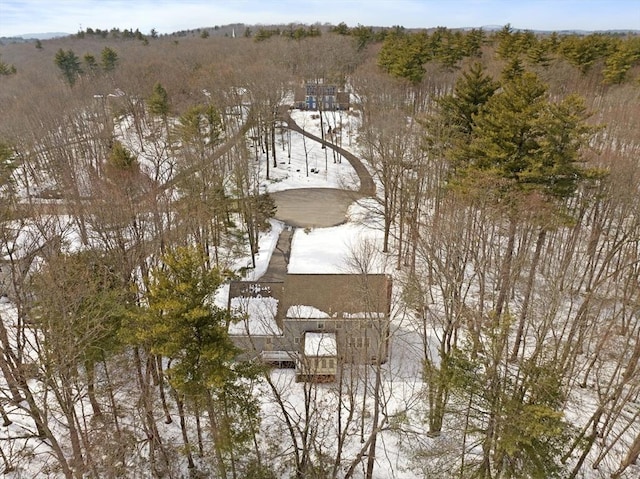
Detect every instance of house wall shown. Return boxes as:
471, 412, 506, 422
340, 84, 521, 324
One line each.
297, 355, 337, 376
283, 318, 388, 364
293, 83, 348, 111
228, 274, 392, 365
232, 318, 389, 365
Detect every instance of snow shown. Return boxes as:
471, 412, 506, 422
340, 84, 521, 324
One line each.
235, 218, 285, 281
342, 311, 385, 318
286, 304, 330, 319
227, 111, 430, 478
3, 98, 636, 479
228, 296, 281, 336
217, 109, 385, 280
288, 213, 385, 273
304, 332, 337, 357
257, 109, 362, 194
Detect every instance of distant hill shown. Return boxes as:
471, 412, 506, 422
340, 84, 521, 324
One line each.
1, 32, 70, 42
478, 25, 639, 35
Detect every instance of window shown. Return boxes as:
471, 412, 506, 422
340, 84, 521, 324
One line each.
265, 337, 272, 345
321, 358, 327, 369
351, 337, 370, 348
317, 322, 324, 330
294, 336, 300, 344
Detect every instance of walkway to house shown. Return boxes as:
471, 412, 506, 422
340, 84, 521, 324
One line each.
261, 110, 376, 282
259, 226, 293, 282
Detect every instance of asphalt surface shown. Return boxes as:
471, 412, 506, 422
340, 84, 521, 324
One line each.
270, 188, 362, 228
280, 109, 376, 197
259, 226, 294, 282
270, 109, 375, 229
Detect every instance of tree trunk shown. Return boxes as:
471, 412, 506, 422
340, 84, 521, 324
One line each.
612, 431, 640, 479
264, 127, 270, 180
510, 229, 546, 360
271, 115, 277, 168
495, 215, 517, 319
175, 393, 195, 470
155, 356, 173, 424
365, 361, 384, 479
85, 360, 103, 418
206, 392, 229, 479
133, 348, 169, 477
195, 400, 204, 457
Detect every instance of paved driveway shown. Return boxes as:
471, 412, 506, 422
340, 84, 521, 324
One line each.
271, 188, 362, 228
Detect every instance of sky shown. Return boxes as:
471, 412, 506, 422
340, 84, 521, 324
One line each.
1, 0, 638, 37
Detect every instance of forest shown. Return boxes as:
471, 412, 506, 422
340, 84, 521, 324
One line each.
0, 22, 640, 479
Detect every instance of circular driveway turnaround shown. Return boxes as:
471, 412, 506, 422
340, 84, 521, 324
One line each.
271, 188, 363, 228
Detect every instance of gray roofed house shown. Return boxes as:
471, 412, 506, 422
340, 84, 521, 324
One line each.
228, 273, 392, 380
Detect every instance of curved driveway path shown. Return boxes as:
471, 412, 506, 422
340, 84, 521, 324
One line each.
269, 109, 375, 229
280, 109, 375, 197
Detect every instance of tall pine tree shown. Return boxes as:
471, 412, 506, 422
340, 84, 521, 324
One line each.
54, 49, 82, 86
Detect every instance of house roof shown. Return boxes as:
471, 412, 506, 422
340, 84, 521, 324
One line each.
304, 332, 337, 357
287, 304, 331, 319
227, 274, 391, 333
228, 296, 282, 336
282, 274, 390, 319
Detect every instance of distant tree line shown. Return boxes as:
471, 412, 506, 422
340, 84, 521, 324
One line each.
377, 24, 640, 84
77, 26, 150, 42
54, 46, 119, 86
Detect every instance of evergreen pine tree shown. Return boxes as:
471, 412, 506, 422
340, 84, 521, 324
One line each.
439, 62, 498, 137
100, 46, 118, 72
107, 140, 138, 172
0, 54, 17, 76
54, 48, 82, 86
602, 37, 640, 84
454, 71, 597, 202
83, 53, 98, 74
148, 82, 170, 117
136, 246, 237, 394
134, 246, 260, 476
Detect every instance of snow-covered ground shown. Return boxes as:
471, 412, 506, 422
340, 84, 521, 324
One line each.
256, 110, 362, 194
244, 109, 382, 276
227, 110, 640, 479
2, 105, 638, 478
